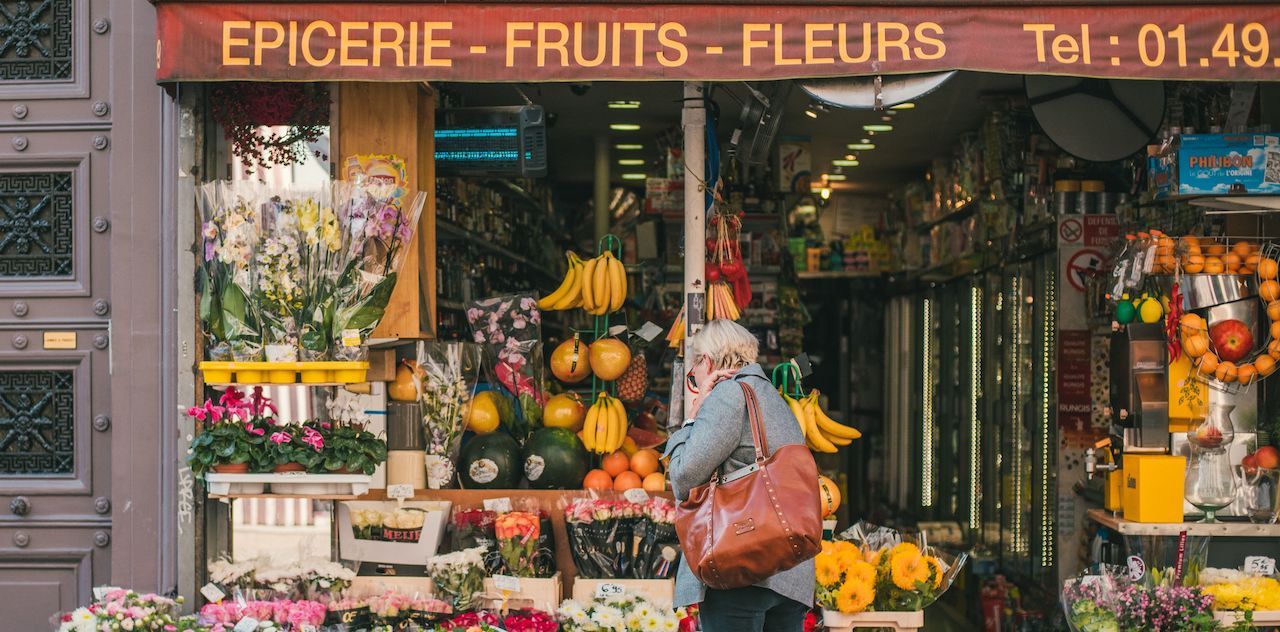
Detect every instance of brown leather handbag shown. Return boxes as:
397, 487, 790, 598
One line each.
675, 381, 823, 590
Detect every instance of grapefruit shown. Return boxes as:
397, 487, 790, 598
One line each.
551, 337, 592, 383
602, 451, 630, 477
589, 338, 632, 381
630, 449, 661, 478
464, 392, 502, 434
583, 469, 613, 490
613, 471, 642, 491
543, 392, 587, 431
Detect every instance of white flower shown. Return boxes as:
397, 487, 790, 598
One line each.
120, 619, 134, 631
427, 545, 487, 571
660, 617, 678, 632
591, 605, 624, 629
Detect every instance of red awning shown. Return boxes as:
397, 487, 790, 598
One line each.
156, 3, 1280, 82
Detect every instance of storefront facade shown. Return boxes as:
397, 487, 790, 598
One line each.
3, 1, 1279, 628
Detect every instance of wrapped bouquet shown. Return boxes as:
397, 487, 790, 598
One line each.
417, 341, 483, 488
198, 181, 264, 362
57, 589, 199, 632
495, 511, 542, 577
466, 293, 544, 440
564, 498, 642, 579
819, 522, 967, 614
632, 497, 680, 579
427, 546, 488, 612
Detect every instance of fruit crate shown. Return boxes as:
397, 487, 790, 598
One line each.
202, 472, 373, 497
199, 361, 370, 385
821, 609, 923, 631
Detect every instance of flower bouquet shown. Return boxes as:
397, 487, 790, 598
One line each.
417, 341, 483, 488
632, 497, 680, 579
434, 610, 504, 632
56, 589, 200, 632
330, 162, 427, 360
208, 558, 257, 595
564, 498, 641, 579
428, 546, 488, 612
1061, 569, 1126, 632
823, 522, 967, 615
558, 594, 687, 632
502, 609, 559, 632
450, 507, 498, 559
325, 596, 373, 629
367, 590, 452, 629
495, 511, 542, 578
1200, 567, 1280, 611
198, 598, 328, 631
198, 181, 264, 362
254, 191, 306, 361
466, 293, 544, 440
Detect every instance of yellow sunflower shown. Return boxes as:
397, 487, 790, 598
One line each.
835, 578, 875, 613
889, 547, 931, 590
924, 556, 944, 588
815, 552, 842, 586
889, 542, 921, 560
847, 559, 876, 585
821, 540, 836, 555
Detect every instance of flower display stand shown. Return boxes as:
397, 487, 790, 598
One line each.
202, 472, 373, 498
822, 609, 924, 631
572, 578, 675, 606
199, 361, 370, 386
1215, 610, 1280, 627
480, 572, 562, 613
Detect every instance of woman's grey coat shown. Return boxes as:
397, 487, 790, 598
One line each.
662, 362, 816, 608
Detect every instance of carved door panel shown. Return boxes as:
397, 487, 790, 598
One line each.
0, 0, 114, 617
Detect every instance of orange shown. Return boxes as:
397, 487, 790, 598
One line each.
1271, 321, 1280, 341
1223, 253, 1242, 272
817, 475, 841, 518
1262, 281, 1280, 302
1156, 255, 1176, 273
1271, 339, 1280, 360
1255, 354, 1276, 377
630, 449, 661, 478
1183, 255, 1205, 274
613, 471, 642, 491
642, 472, 667, 493
1203, 257, 1225, 274
1216, 361, 1238, 383
1247, 254, 1262, 269
1260, 258, 1279, 280
1234, 241, 1253, 258
1183, 333, 1210, 358
589, 338, 632, 381
1198, 353, 1219, 376
1181, 313, 1206, 334
584, 469, 613, 490
1206, 243, 1228, 256
602, 450, 630, 477
1238, 363, 1258, 385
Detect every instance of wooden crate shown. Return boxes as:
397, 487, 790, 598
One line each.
481, 572, 562, 613
822, 609, 924, 631
349, 576, 434, 599
572, 578, 675, 606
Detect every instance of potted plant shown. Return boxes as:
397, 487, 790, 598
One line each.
186, 388, 275, 476
269, 424, 325, 473
321, 422, 387, 475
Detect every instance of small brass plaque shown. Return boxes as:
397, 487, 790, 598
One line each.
43, 331, 77, 349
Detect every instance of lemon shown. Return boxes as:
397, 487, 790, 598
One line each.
464, 392, 502, 434
1139, 298, 1164, 323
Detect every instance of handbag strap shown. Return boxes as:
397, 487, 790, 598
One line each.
737, 381, 769, 462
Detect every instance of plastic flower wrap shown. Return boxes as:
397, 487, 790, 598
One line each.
633, 497, 680, 579
292, 187, 346, 360
198, 180, 264, 361
366, 590, 451, 628
831, 521, 968, 613
466, 292, 545, 439
198, 598, 327, 630
325, 596, 372, 629
330, 168, 426, 360
416, 341, 483, 489
428, 545, 488, 612
564, 498, 642, 579
56, 589, 199, 632
255, 191, 306, 360
449, 507, 498, 556
1061, 568, 1126, 632
558, 594, 686, 632
495, 511, 542, 577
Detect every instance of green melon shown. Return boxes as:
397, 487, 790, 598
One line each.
458, 432, 522, 489
522, 427, 588, 489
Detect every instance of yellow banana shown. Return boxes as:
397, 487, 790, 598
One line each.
580, 257, 598, 312
592, 256, 609, 315
805, 413, 839, 453
811, 390, 862, 439
604, 395, 624, 452
608, 254, 627, 312
824, 432, 852, 446
781, 391, 808, 439
593, 397, 612, 453
549, 262, 580, 310
538, 253, 577, 310
582, 400, 600, 452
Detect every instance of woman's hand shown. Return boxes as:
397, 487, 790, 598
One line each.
687, 368, 739, 422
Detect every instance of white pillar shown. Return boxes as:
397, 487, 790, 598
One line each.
594, 134, 610, 241
682, 82, 707, 419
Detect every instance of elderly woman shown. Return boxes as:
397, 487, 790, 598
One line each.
663, 319, 814, 631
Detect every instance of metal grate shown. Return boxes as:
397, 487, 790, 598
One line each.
0, 370, 74, 474
0, 0, 73, 81
0, 171, 74, 277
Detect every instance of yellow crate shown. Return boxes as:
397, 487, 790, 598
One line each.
1122, 454, 1187, 523
199, 361, 370, 386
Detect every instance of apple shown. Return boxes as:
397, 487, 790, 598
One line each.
1256, 446, 1280, 470
1210, 319, 1255, 363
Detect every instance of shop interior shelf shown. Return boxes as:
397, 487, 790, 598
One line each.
797, 270, 882, 280
1087, 508, 1280, 537
1143, 194, 1280, 213
436, 218, 558, 280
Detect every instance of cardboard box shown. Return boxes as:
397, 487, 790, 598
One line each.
481, 572, 562, 612
1150, 133, 1280, 197
572, 578, 675, 606
1122, 454, 1187, 523
337, 500, 452, 565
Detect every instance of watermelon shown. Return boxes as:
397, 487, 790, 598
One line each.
458, 433, 522, 489
522, 427, 588, 489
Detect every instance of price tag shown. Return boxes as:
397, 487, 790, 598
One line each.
386, 484, 415, 500
594, 582, 626, 599
200, 582, 227, 603
623, 488, 650, 504
1126, 555, 1146, 582
1245, 556, 1276, 576
608, 324, 630, 337
341, 328, 362, 348
232, 618, 260, 632
483, 497, 513, 513
492, 574, 522, 593
635, 321, 664, 342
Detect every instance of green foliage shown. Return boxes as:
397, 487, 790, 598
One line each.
321, 423, 388, 475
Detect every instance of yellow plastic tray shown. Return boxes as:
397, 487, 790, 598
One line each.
199, 361, 370, 386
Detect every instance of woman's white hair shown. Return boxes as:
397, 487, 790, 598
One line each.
688, 319, 759, 370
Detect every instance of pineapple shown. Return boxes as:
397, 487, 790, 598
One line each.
617, 353, 648, 403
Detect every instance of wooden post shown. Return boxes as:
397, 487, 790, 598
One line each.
335, 82, 437, 340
